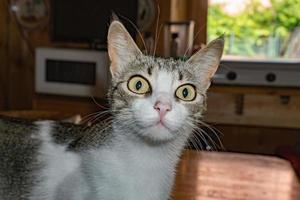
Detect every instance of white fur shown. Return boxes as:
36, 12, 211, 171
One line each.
31, 121, 82, 200
80, 133, 182, 200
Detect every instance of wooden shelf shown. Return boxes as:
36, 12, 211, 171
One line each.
33, 94, 107, 116
206, 85, 300, 129
210, 85, 300, 96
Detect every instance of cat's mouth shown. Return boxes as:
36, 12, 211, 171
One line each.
139, 119, 171, 131
156, 121, 167, 128
154, 120, 172, 131
134, 117, 177, 142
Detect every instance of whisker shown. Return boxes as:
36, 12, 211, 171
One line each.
198, 121, 225, 150
153, 0, 161, 56
186, 119, 218, 151
80, 112, 100, 122
81, 110, 108, 122
89, 116, 113, 126
87, 111, 112, 125
183, 22, 209, 58
198, 128, 218, 150
163, 119, 205, 152
153, 23, 163, 57
190, 127, 211, 150
187, 136, 203, 152
90, 95, 108, 109
190, 118, 224, 151
188, 134, 204, 152
117, 13, 148, 55
81, 110, 111, 125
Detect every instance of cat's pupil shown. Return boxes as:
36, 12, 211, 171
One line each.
182, 88, 189, 98
136, 80, 142, 90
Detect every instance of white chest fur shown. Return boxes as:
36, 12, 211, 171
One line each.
29, 122, 182, 200
31, 121, 81, 200
81, 138, 180, 200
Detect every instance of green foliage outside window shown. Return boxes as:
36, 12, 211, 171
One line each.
208, 0, 300, 57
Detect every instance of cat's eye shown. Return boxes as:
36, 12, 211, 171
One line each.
127, 75, 151, 95
175, 84, 196, 101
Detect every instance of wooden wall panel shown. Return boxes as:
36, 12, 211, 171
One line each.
33, 95, 100, 116
149, 0, 172, 56
0, 0, 8, 110
214, 124, 300, 155
170, 0, 187, 21
170, 0, 208, 46
6, 21, 34, 110
0, 0, 46, 111
152, 0, 208, 56
187, 0, 208, 46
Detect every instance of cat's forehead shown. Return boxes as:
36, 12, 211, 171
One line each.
126, 55, 195, 80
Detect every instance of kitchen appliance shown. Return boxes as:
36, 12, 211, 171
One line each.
35, 47, 110, 98
213, 57, 300, 87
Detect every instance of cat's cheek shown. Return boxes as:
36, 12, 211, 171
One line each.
196, 93, 205, 104
131, 99, 158, 126
164, 103, 188, 131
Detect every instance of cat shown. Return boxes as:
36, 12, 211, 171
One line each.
0, 20, 224, 200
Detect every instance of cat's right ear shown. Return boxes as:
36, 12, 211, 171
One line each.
107, 21, 142, 77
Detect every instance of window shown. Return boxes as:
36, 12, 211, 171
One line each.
208, 0, 300, 58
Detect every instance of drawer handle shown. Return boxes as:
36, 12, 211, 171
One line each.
235, 94, 244, 115
280, 95, 290, 105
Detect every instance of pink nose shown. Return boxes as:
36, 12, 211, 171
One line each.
154, 101, 172, 118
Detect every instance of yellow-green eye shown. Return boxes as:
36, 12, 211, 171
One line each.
127, 75, 151, 94
175, 84, 196, 101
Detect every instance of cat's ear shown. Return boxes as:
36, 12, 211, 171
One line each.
107, 21, 142, 77
187, 37, 224, 88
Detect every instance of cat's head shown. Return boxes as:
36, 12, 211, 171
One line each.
107, 21, 224, 143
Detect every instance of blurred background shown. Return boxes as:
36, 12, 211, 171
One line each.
1, 0, 300, 198
0, 0, 300, 157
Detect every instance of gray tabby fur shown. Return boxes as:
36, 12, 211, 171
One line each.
0, 20, 224, 200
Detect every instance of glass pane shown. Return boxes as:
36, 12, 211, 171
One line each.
208, 0, 300, 59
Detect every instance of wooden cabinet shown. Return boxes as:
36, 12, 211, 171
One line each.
214, 125, 300, 155
0, 0, 34, 111
205, 86, 300, 129
202, 86, 300, 155
33, 94, 101, 116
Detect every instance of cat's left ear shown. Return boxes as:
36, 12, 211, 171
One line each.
107, 21, 142, 77
187, 37, 224, 88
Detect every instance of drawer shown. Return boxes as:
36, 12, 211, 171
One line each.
205, 92, 300, 128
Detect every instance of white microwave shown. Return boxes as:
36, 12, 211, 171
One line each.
35, 47, 110, 98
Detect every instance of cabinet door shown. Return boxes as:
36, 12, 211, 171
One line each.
205, 92, 300, 128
